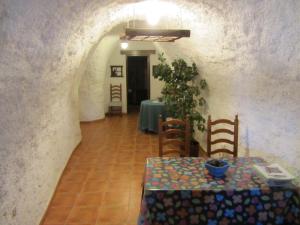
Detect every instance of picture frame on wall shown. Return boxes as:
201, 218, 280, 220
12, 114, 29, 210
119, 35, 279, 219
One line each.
152, 65, 159, 76
111, 66, 123, 77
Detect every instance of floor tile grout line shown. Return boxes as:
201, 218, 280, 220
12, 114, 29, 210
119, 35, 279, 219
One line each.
63, 136, 103, 225
43, 113, 153, 225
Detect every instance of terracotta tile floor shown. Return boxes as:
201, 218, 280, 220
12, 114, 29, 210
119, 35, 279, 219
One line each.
42, 112, 157, 225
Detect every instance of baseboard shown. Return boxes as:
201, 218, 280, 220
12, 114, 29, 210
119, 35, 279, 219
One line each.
105, 112, 127, 116
80, 118, 105, 123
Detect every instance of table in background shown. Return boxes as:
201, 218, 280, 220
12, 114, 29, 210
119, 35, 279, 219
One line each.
138, 157, 300, 225
139, 100, 165, 133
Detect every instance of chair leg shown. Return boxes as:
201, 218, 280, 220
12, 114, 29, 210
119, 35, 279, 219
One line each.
108, 107, 123, 116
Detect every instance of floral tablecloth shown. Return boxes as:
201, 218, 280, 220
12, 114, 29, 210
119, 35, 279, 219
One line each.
138, 157, 300, 225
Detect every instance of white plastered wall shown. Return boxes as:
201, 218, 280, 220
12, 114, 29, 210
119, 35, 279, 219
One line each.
0, 1, 300, 225
79, 35, 120, 121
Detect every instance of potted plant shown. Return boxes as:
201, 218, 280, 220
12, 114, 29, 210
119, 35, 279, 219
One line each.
205, 159, 229, 177
153, 53, 207, 156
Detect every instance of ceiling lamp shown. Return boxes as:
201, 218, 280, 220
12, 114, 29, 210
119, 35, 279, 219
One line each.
121, 28, 190, 42
120, 41, 128, 49
146, 14, 160, 26
144, 0, 162, 25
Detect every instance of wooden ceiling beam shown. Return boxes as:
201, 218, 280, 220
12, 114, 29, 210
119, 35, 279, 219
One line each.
121, 28, 191, 42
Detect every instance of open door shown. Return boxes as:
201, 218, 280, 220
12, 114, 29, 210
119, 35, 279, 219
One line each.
126, 56, 150, 113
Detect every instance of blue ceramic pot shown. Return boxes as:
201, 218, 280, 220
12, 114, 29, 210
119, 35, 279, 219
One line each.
205, 160, 229, 178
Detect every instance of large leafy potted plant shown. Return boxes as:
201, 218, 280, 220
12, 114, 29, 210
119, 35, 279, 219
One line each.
153, 53, 207, 156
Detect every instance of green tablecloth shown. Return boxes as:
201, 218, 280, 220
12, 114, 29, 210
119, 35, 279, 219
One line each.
138, 100, 166, 133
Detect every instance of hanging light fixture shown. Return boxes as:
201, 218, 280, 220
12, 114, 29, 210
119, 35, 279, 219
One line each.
120, 41, 128, 49
121, 28, 190, 42
145, 0, 161, 25
119, 1, 190, 43
146, 10, 161, 25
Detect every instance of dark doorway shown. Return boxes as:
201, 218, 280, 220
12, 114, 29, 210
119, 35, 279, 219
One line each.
127, 56, 150, 113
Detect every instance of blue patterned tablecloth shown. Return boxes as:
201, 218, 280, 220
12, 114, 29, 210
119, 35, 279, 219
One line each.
138, 157, 300, 225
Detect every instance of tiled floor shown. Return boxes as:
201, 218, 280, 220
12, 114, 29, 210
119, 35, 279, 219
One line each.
42, 112, 158, 225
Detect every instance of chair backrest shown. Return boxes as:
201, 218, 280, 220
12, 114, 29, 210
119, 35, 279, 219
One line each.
207, 115, 239, 157
110, 84, 122, 102
158, 115, 190, 157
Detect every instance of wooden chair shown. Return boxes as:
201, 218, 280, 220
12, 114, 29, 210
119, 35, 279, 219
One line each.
158, 115, 190, 157
207, 115, 239, 157
109, 84, 122, 116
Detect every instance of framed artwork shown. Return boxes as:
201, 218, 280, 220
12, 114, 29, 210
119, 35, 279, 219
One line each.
111, 66, 123, 77
152, 65, 159, 76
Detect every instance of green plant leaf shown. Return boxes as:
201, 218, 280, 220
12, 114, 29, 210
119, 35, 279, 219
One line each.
153, 52, 208, 136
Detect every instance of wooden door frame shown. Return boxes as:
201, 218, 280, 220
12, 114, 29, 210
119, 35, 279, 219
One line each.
126, 54, 151, 111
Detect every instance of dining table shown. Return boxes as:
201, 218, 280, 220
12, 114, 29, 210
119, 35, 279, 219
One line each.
138, 157, 300, 225
138, 100, 166, 133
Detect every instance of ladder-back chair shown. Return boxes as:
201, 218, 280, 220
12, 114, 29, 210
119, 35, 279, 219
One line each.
207, 115, 239, 157
158, 115, 190, 157
109, 84, 122, 116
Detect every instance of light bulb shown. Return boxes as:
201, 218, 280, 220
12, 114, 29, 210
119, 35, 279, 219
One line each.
120, 42, 128, 49
145, 0, 161, 25
146, 14, 160, 25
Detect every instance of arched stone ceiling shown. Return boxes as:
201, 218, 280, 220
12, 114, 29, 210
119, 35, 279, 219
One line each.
0, 1, 299, 225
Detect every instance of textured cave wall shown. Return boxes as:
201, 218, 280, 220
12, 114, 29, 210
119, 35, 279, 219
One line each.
0, 1, 131, 225
79, 35, 119, 121
0, 1, 299, 225
158, 0, 300, 176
